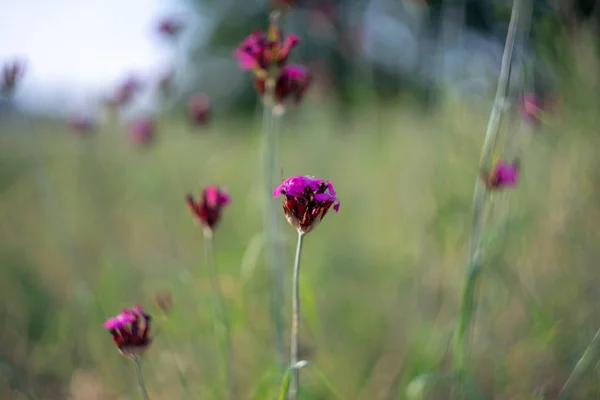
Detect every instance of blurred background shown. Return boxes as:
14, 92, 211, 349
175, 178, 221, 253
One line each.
1, 0, 600, 398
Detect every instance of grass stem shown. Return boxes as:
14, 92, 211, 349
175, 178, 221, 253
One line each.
558, 327, 600, 399
133, 357, 150, 400
204, 230, 235, 400
452, 0, 522, 380
289, 231, 305, 400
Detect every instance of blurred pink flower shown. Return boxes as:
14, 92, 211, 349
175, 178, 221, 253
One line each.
254, 64, 311, 104
483, 160, 519, 190
186, 185, 231, 231
274, 175, 339, 234
519, 92, 544, 122
69, 114, 95, 135
127, 116, 155, 146
187, 92, 211, 125
234, 26, 300, 75
104, 305, 152, 358
157, 16, 183, 38
1, 58, 26, 96
111, 76, 142, 107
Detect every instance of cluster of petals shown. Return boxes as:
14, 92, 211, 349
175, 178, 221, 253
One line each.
234, 19, 311, 104
104, 305, 152, 358
483, 160, 519, 190
186, 185, 231, 231
274, 175, 340, 234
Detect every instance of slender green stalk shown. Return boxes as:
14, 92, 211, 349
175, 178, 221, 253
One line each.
558, 327, 600, 399
452, 0, 522, 377
133, 357, 150, 400
289, 231, 305, 400
262, 9, 286, 369
204, 230, 235, 400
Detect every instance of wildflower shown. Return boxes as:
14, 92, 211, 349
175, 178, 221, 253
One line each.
187, 92, 211, 125
186, 186, 231, 232
1, 59, 26, 96
519, 92, 544, 123
112, 75, 142, 107
234, 28, 299, 77
157, 16, 183, 38
254, 64, 311, 104
69, 114, 95, 134
127, 116, 155, 146
274, 175, 340, 234
104, 305, 152, 358
482, 160, 519, 190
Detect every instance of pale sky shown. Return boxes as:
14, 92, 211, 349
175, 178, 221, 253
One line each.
0, 0, 196, 114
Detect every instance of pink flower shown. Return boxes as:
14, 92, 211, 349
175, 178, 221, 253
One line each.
104, 305, 152, 358
234, 26, 300, 75
483, 160, 519, 189
127, 116, 155, 146
157, 17, 183, 38
69, 114, 95, 134
186, 186, 231, 231
1, 58, 26, 96
187, 92, 211, 125
112, 75, 142, 107
519, 92, 544, 122
274, 175, 339, 234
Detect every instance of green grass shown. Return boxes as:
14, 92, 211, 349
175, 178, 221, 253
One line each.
0, 92, 600, 399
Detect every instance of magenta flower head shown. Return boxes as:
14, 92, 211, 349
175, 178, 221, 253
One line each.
234, 17, 300, 78
104, 305, 152, 359
186, 186, 231, 232
1, 58, 26, 97
274, 175, 340, 234
157, 16, 183, 38
187, 92, 211, 126
127, 116, 155, 146
482, 160, 519, 190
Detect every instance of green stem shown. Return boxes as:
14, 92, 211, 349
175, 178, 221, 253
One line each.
558, 327, 600, 399
133, 357, 150, 400
453, 0, 522, 378
204, 230, 235, 400
289, 231, 305, 400
262, 11, 286, 369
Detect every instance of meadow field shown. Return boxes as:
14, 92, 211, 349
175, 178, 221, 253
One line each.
1, 79, 600, 399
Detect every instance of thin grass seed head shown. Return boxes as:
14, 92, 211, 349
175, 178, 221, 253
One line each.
482, 160, 519, 190
104, 305, 152, 359
186, 185, 231, 232
274, 175, 339, 234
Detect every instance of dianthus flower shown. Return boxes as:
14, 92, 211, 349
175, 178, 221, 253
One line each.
273, 175, 339, 234
104, 305, 152, 358
482, 160, 519, 190
186, 186, 231, 232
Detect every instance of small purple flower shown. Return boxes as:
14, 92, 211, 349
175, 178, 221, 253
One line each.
187, 92, 211, 125
186, 186, 231, 231
1, 58, 26, 96
111, 75, 142, 107
483, 160, 519, 190
127, 116, 155, 146
157, 16, 183, 38
104, 305, 152, 358
274, 175, 339, 234
234, 25, 300, 77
